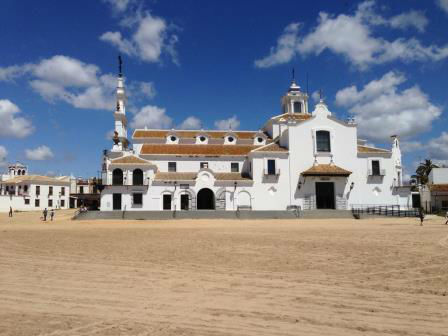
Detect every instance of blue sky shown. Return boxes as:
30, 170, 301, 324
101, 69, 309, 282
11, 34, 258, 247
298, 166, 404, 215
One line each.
0, 0, 447, 178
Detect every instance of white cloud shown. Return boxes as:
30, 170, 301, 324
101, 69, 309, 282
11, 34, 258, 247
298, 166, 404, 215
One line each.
139, 81, 156, 99
427, 132, 448, 160
178, 116, 202, 130
100, 11, 179, 64
437, 0, 448, 14
102, 0, 133, 13
100, 31, 137, 56
25, 145, 54, 161
130, 105, 172, 129
255, 1, 447, 69
214, 115, 240, 130
311, 90, 321, 102
0, 99, 34, 138
0, 146, 7, 167
0, 56, 120, 111
335, 71, 441, 141
389, 10, 428, 33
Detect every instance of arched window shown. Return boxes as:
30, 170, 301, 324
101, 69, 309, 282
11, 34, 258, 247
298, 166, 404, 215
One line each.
133, 169, 144, 185
316, 130, 331, 152
112, 169, 123, 185
293, 101, 302, 113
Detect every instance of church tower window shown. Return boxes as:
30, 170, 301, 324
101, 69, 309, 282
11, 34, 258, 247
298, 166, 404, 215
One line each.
316, 131, 331, 152
293, 101, 302, 113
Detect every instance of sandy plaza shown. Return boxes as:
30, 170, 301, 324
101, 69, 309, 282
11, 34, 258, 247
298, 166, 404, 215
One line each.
1, 211, 447, 335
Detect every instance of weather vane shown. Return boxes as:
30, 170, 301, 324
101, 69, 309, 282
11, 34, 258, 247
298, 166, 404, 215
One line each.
118, 55, 123, 77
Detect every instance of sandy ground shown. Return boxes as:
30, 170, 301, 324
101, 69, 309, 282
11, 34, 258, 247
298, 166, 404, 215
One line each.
0, 210, 447, 335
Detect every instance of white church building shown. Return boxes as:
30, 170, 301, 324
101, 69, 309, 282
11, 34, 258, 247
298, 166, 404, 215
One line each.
100, 68, 412, 212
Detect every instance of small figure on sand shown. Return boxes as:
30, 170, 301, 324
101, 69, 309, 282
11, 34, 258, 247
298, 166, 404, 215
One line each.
50, 209, 55, 221
9, 206, 13, 217
445, 211, 448, 225
418, 207, 425, 226
42, 208, 48, 221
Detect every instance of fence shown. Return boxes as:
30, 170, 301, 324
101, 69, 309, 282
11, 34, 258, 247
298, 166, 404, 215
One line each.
351, 204, 419, 218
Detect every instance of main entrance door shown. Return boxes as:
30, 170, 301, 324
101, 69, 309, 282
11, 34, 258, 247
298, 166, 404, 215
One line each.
163, 194, 172, 210
315, 182, 335, 209
180, 194, 189, 210
112, 193, 122, 210
197, 188, 215, 210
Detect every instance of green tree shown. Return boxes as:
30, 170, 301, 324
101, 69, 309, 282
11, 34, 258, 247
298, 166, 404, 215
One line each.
412, 159, 439, 185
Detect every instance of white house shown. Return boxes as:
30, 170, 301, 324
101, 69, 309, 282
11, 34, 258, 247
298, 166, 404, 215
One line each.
0, 163, 70, 212
100, 70, 412, 212
420, 168, 448, 213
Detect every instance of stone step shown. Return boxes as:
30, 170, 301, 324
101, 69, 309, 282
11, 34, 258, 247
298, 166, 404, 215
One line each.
73, 210, 300, 220
301, 210, 354, 219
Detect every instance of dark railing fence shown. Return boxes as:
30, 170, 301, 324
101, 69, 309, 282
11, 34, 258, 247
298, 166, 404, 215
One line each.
351, 204, 419, 218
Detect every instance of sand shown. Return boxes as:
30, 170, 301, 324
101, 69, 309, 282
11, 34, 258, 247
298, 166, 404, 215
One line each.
0, 210, 447, 335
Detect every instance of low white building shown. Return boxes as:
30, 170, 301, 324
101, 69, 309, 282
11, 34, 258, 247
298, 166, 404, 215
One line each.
420, 168, 448, 213
0, 163, 70, 212
100, 70, 412, 212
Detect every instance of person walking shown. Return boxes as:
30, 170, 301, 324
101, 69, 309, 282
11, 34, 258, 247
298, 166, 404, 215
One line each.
8, 206, 13, 217
418, 207, 425, 226
43, 208, 48, 221
50, 209, 54, 221
444, 210, 448, 225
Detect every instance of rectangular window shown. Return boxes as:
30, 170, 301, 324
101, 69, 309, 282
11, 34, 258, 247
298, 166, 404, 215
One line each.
133, 193, 143, 205
61, 187, 65, 196
231, 162, 239, 173
168, 162, 177, 172
79, 186, 84, 194
372, 160, 380, 176
200, 162, 208, 169
35, 199, 40, 207
267, 159, 276, 175
36, 186, 40, 196
49, 186, 53, 196
48, 199, 53, 207
60, 200, 65, 207
316, 130, 331, 152
24, 199, 30, 205
442, 200, 448, 208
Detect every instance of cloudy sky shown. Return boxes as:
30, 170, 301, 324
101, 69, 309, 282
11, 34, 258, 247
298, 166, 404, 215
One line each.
0, 0, 447, 178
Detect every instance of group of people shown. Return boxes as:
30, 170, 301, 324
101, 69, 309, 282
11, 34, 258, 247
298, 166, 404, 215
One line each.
41, 208, 55, 221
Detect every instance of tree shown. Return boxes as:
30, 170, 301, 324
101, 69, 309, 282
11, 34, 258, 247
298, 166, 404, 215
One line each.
412, 159, 439, 185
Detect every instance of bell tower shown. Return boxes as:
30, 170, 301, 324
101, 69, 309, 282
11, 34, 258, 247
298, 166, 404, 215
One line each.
112, 55, 128, 152
281, 69, 309, 114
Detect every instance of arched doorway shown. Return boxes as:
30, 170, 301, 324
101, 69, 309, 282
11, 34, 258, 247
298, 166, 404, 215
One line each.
133, 169, 143, 185
112, 169, 123, 185
197, 188, 215, 210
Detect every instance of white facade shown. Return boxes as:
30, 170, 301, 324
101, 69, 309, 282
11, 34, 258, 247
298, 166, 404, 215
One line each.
0, 173, 70, 212
100, 75, 412, 212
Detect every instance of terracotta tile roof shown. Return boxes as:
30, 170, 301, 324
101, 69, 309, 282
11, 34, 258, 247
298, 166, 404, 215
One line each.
2, 175, 70, 184
154, 172, 252, 181
154, 172, 197, 181
214, 173, 252, 181
301, 164, 352, 176
252, 142, 288, 153
357, 145, 391, 153
272, 113, 312, 122
141, 144, 258, 156
429, 184, 448, 192
110, 155, 153, 165
133, 129, 261, 140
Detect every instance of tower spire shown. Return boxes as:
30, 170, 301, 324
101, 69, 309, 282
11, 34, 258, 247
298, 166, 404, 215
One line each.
292, 68, 295, 82
118, 55, 123, 77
